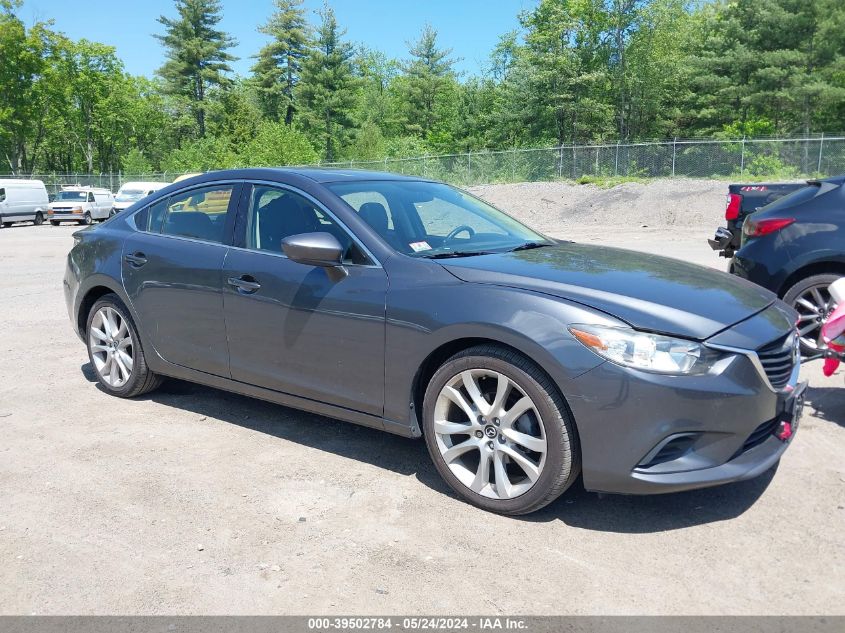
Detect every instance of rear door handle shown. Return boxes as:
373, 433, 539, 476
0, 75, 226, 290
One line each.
124, 252, 147, 267
227, 275, 261, 294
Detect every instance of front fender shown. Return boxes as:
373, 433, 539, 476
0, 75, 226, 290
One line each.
382, 261, 619, 434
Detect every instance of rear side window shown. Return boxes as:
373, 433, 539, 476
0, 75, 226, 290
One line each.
0, 188, 5, 202
162, 185, 234, 243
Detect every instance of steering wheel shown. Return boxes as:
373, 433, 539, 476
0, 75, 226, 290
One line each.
443, 225, 476, 244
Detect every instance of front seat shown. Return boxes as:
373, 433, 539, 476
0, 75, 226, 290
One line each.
358, 202, 403, 251
257, 195, 319, 252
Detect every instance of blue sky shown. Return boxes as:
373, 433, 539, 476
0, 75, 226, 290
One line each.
19, 0, 538, 78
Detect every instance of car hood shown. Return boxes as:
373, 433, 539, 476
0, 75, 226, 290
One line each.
440, 243, 776, 340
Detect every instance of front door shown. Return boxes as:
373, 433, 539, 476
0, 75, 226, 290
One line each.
222, 183, 388, 416
122, 182, 241, 377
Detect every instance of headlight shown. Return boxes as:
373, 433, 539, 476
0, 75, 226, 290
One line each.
569, 324, 717, 375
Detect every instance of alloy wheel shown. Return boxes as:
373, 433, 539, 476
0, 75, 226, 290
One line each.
433, 369, 547, 500
89, 306, 134, 387
793, 283, 837, 352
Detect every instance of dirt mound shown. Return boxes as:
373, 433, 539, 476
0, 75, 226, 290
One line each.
470, 179, 727, 234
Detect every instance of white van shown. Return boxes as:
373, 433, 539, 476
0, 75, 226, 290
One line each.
112, 181, 168, 214
47, 186, 115, 225
0, 179, 50, 227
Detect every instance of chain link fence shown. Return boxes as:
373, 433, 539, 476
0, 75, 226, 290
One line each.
6, 135, 845, 193
326, 135, 845, 187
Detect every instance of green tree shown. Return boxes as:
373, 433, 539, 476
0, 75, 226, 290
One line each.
689, 0, 845, 136
155, 0, 237, 137
0, 1, 47, 173
251, 0, 310, 125
296, 3, 357, 161
399, 24, 456, 138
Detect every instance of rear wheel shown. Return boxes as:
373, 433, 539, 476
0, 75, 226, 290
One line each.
34, 212, 44, 226
784, 274, 840, 355
422, 345, 579, 515
86, 294, 162, 398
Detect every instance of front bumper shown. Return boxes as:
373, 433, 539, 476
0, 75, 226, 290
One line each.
49, 212, 86, 222
566, 313, 802, 495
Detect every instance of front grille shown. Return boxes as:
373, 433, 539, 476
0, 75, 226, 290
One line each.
756, 333, 797, 389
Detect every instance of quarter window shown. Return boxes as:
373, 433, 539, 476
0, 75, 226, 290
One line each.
245, 185, 368, 264
162, 185, 234, 243
134, 198, 168, 233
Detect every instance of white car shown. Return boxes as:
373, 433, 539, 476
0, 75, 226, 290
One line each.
48, 187, 115, 225
0, 179, 50, 227
112, 181, 169, 215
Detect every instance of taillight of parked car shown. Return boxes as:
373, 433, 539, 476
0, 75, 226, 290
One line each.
743, 217, 796, 238
725, 193, 742, 220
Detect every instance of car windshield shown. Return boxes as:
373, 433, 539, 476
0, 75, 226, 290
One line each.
115, 189, 146, 202
326, 180, 550, 257
55, 191, 87, 201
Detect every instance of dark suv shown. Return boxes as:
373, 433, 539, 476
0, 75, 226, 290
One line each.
732, 175, 845, 354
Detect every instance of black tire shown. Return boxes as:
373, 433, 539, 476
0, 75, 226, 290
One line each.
422, 344, 580, 515
34, 212, 44, 226
1, 221, 12, 228
783, 273, 840, 355
85, 293, 163, 398
50, 221, 60, 226
82, 212, 92, 225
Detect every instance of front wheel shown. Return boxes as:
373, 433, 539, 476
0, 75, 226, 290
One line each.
86, 294, 162, 398
81, 212, 92, 225
50, 221, 60, 226
422, 345, 580, 515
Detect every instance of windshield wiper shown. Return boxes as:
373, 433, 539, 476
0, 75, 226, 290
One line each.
423, 250, 494, 259
509, 241, 553, 252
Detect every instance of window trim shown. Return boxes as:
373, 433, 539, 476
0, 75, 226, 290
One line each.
231, 180, 382, 269
129, 180, 243, 247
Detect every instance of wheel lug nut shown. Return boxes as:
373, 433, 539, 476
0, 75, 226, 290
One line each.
499, 435, 506, 443
493, 418, 500, 426
475, 431, 483, 438
487, 441, 494, 449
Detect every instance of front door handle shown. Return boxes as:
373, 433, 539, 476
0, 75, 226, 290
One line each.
228, 275, 261, 294
124, 252, 147, 267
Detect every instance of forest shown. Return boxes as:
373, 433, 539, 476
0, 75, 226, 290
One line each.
1, 0, 844, 175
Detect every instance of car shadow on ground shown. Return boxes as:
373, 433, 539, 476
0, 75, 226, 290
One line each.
82, 363, 779, 534
805, 385, 845, 428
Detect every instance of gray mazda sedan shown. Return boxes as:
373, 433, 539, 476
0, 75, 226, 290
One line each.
64, 169, 805, 515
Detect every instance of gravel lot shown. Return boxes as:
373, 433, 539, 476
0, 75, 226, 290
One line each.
1, 180, 843, 615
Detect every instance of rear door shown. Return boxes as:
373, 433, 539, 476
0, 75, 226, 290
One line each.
222, 182, 388, 415
122, 182, 242, 377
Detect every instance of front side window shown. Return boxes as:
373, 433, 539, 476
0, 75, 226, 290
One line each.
87, 193, 95, 202
162, 185, 234, 243
327, 180, 548, 257
245, 185, 368, 264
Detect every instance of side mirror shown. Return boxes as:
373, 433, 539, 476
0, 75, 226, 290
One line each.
282, 232, 345, 268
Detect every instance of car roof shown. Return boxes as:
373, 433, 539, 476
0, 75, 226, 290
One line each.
179, 167, 430, 185
0, 179, 46, 186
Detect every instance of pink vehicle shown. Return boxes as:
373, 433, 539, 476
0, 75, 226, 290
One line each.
821, 278, 845, 377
